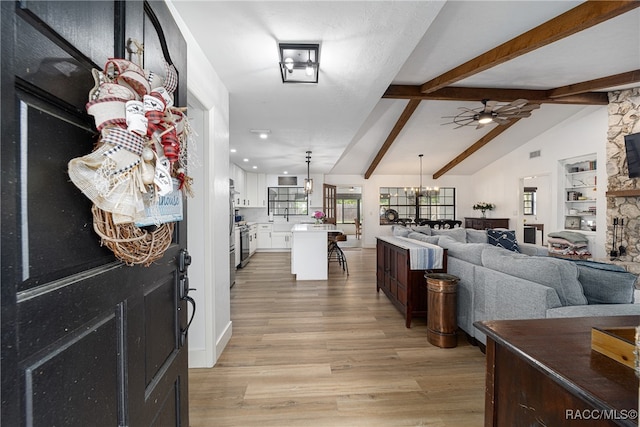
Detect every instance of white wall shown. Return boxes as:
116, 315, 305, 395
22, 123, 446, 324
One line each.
168, 2, 232, 368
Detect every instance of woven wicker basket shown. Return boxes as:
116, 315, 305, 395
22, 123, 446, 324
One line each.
92, 205, 174, 266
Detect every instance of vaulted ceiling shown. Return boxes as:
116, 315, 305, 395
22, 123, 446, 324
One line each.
172, 0, 640, 179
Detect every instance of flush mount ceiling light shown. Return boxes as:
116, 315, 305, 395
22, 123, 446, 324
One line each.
279, 43, 319, 84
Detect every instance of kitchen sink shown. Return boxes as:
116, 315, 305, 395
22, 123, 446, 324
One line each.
272, 223, 295, 232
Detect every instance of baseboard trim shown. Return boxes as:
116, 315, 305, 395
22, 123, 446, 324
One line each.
216, 320, 233, 361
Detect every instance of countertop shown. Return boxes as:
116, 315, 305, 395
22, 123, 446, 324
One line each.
291, 224, 339, 232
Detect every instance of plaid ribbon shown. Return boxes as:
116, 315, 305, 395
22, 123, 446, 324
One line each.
160, 127, 179, 163
163, 61, 178, 93
144, 92, 166, 125
102, 127, 144, 156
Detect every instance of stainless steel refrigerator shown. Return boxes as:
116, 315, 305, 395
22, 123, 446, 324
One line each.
229, 179, 236, 287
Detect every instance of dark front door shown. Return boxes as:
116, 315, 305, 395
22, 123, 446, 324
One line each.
1, 1, 190, 425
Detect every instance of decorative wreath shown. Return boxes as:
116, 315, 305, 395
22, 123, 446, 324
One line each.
68, 53, 193, 266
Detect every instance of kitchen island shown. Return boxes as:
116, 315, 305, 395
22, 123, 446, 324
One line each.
291, 223, 342, 280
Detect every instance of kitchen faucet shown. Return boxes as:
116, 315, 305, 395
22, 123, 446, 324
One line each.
284, 207, 289, 222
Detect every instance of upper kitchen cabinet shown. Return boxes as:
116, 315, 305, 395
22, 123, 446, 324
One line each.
245, 172, 266, 208
230, 163, 246, 206
231, 165, 265, 208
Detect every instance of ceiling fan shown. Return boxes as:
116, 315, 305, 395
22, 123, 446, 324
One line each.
443, 99, 540, 129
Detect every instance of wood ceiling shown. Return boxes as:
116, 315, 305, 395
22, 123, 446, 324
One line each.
364, 0, 640, 180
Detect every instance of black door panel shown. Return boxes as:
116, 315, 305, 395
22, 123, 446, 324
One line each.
2, 1, 189, 425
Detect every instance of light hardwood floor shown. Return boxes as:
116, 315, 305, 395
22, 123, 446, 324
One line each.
189, 249, 487, 426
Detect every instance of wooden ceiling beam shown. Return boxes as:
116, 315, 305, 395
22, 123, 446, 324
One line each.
432, 119, 522, 179
383, 85, 609, 105
548, 69, 640, 98
420, 1, 640, 94
364, 100, 421, 179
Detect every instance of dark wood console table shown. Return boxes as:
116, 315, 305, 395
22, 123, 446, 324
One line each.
376, 238, 447, 328
464, 217, 509, 230
476, 316, 639, 427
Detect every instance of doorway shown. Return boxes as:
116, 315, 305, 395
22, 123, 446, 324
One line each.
336, 186, 362, 248
519, 175, 550, 246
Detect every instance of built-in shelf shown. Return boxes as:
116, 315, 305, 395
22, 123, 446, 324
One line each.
606, 189, 640, 197
561, 154, 598, 234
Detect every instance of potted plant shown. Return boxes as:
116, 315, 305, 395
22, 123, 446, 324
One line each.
472, 202, 495, 218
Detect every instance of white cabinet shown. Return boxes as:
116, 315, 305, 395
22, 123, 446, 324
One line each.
272, 232, 292, 249
231, 163, 246, 206
257, 224, 272, 249
256, 224, 291, 250
245, 173, 266, 207
563, 154, 597, 232
249, 224, 258, 256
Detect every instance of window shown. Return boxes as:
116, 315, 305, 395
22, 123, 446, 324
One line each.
379, 187, 456, 225
523, 187, 536, 215
267, 187, 308, 216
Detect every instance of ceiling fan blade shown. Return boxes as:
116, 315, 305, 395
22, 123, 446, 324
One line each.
509, 98, 529, 108
518, 104, 540, 112
494, 99, 528, 112
492, 117, 511, 125
485, 100, 498, 112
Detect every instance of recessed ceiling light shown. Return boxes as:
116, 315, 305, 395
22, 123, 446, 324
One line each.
230, 148, 237, 153
283, 171, 288, 174
250, 129, 270, 139
243, 158, 249, 162
252, 166, 257, 169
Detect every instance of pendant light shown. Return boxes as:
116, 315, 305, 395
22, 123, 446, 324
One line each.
305, 151, 313, 194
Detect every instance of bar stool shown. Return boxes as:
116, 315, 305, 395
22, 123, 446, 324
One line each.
327, 232, 349, 275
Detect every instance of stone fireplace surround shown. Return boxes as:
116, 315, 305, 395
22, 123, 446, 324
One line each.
606, 87, 640, 274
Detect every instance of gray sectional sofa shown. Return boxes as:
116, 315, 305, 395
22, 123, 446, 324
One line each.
391, 225, 640, 345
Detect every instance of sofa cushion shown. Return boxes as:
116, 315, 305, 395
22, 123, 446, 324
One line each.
481, 246, 587, 306
407, 232, 439, 245
438, 235, 487, 265
466, 229, 487, 243
391, 225, 410, 237
430, 227, 466, 243
573, 262, 637, 304
487, 229, 520, 253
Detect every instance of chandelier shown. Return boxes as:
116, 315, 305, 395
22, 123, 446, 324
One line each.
416, 154, 439, 197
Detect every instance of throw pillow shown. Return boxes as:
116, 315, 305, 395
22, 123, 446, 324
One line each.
466, 229, 487, 243
430, 227, 466, 243
407, 232, 439, 245
487, 229, 520, 253
391, 225, 411, 237
575, 263, 637, 304
412, 225, 432, 236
